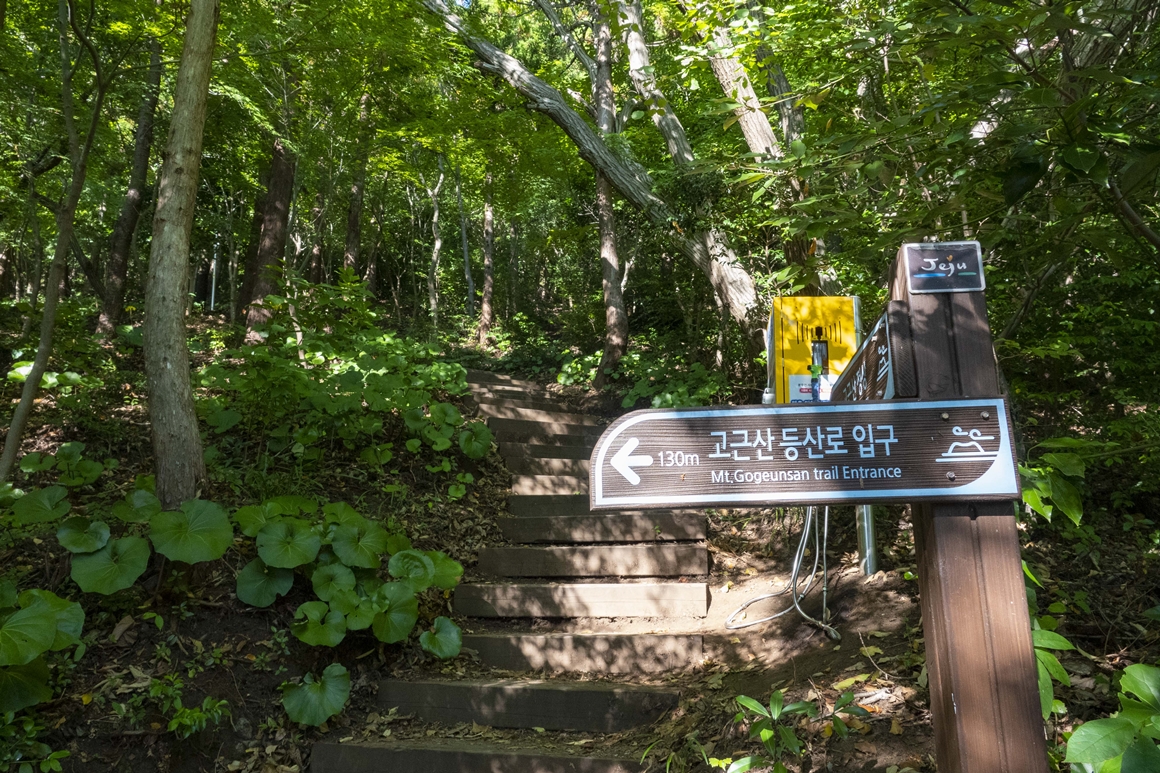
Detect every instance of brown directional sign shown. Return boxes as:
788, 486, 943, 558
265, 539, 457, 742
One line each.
832, 301, 917, 402
904, 240, 985, 294
589, 398, 1018, 509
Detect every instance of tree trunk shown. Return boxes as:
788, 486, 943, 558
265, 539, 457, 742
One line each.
343, 92, 371, 272
706, 27, 781, 160
456, 164, 474, 317
0, 0, 111, 485
143, 0, 217, 508
592, 5, 626, 386
422, 0, 760, 338
477, 173, 495, 344
425, 158, 446, 330
235, 181, 266, 317
507, 218, 518, 320
309, 190, 324, 284
243, 137, 295, 334
98, 37, 161, 336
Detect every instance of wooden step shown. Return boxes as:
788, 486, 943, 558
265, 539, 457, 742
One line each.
506, 457, 589, 476
313, 740, 641, 773
502, 443, 594, 461
469, 382, 554, 399
486, 418, 604, 442
477, 403, 605, 426
509, 494, 592, 516
473, 393, 567, 413
463, 633, 704, 674
497, 513, 706, 544
455, 582, 710, 618
466, 369, 543, 389
376, 678, 679, 732
511, 475, 588, 496
477, 545, 708, 578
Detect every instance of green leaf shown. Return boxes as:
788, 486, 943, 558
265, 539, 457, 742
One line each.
149, 500, 234, 564
385, 533, 412, 555
458, 422, 493, 459
371, 582, 418, 644
56, 518, 110, 554
19, 453, 56, 473
429, 401, 461, 426
1032, 629, 1075, 651
1062, 144, 1100, 174
0, 580, 15, 609
311, 563, 356, 602
281, 663, 350, 726
70, 537, 150, 594
0, 658, 53, 712
1036, 648, 1070, 686
57, 459, 103, 487
257, 518, 321, 568
112, 490, 162, 523
16, 590, 83, 651
331, 521, 390, 569
1065, 717, 1137, 763
206, 408, 242, 433
1042, 452, 1086, 478
344, 598, 378, 631
419, 616, 462, 660
291, 601, 347, 647
388, 550, 435, 593
13, 486, 71, 524
1121, 665, 1160, 711
235, 558, 294, 608
736, 695, 770, 717
423, 550, 464, 590
0, 603, 57, 666
266, 495, 318, 516
321, 502, 363, 526
1122, 738, 1160, 772
1047, 473, 1083, 525
233, 502, 284, 538
1037, 660, 1054, 719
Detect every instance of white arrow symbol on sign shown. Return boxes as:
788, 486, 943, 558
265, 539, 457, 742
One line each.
611, 437, 653, 485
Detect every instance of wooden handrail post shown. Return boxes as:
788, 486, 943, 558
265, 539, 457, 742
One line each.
890, 251, 1049, 773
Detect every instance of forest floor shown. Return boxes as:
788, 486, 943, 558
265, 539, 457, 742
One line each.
3, 357, 1157, 773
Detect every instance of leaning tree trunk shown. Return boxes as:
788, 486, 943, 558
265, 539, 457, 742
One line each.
477, 173, 495, 344
592, 5, 627, 386
420, 0, 760, 340
98, 38, 161, 336
142, 0, 218, 508
0, 0, 110, 485
243, 137, 295, 334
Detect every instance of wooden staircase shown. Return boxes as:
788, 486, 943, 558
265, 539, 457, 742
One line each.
312, 370, 712, 772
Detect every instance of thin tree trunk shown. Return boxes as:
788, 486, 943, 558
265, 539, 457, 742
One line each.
592, 5, 626, 387
477, 173, 495, 344
344, 92, 371, 272
98, 38, 161, 336
507, 218, 518, 320
22, 197, 43, 337
309, 190, 324, 284
243, 137, 295, 334
235, 181, 266, 317
143, 0, 217, 509
456, 164, 474, 317
425, 158, 446, 330
1, 0, 110, 485
706, 27, 781, 159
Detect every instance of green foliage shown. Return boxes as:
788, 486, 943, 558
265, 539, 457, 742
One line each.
257, 519, 322, 569
1, 711, 70, 772
11, 488, 70, 526
111, 490, 162, 523
55, 518, 110, 554
69, 537, 150, 595
419, 616, 462, 660
235, 559, 295, 608
281, 663, 350, 726
291, 602, 347, 647
149, 500, 234, 564
715, 690, 819, 773
0, 588, 84, 713
387, 550, 435, 594
1064, 665, 1160, 770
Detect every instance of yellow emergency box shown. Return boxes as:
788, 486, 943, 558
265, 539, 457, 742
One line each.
770, 296, 861, 403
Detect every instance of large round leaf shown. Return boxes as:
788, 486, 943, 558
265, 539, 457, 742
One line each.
424, 550, 464, 590
370, 582, 418, 644
13, 486, 70, 524
235, 558, 294, 608
458, 422, 493, 459
234, 502, 284, 538
385, 533, 412, 555
281, 663, 350, 726
321, 502, 363, 526
267, 495, 318, 516
1063, 716, 1137, 763
291, 601, 346, 647
344, 598, 378, 631
56, 517, 110, 554
311, 563, 355, 602
0, 604, 57, 666
70, 536, 150, 595
150, 500, 233, 564
387, 550, 435, 593
112, 489, 161, 523
331, 521, 390, 569
257, 518, 321, 568
0, 658, 53, 712
419, 616, 462, 660
17, 590, 83, 651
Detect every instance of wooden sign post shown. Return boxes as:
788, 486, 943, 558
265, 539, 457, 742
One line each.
889, 242, 1048, 773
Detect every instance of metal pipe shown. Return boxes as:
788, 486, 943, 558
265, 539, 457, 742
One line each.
856, 504, 878, 575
